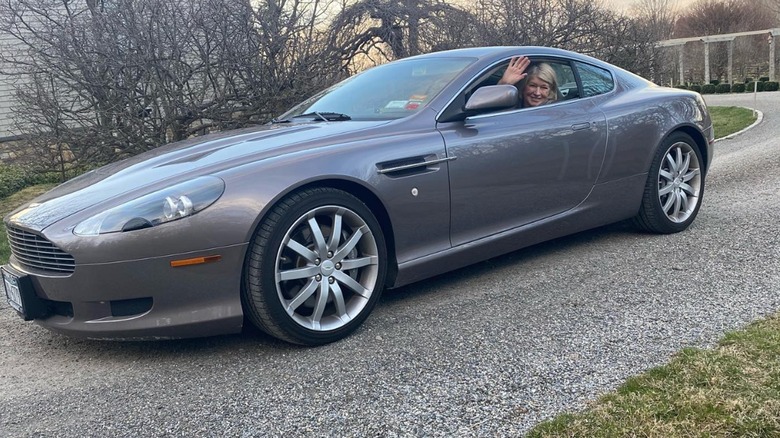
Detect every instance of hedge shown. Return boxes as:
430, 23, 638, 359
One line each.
701, 84, 717, 94
689, 84, 702, 93
764, 81, 779, 91
731, 83, 746, 93
715, 83, 731, 93
0, 164, 73, 199
0, 166, 28, 199
745, 81, 758, 92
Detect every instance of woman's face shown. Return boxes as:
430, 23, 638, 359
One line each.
523, 76, 551, 107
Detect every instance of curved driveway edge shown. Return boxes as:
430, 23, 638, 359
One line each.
714, 107, 763, 143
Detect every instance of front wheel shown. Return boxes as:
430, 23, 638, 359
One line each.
243, 187, 387, 345
634, 132, 705, 234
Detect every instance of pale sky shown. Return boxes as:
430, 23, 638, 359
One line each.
607, 0, 696, 13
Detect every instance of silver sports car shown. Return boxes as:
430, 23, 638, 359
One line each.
2, 47, 713, 345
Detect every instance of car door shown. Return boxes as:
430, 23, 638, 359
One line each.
437, 64, 608, 247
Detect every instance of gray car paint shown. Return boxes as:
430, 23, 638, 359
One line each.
3, 46, 713, 339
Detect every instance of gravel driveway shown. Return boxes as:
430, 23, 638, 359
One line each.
1, 92, 779, 437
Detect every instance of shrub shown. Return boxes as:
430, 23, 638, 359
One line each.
759, 76, 769, 82
745, 81, 756, 92
689, 84, 702, 93
0, 165, 31, 199
715, 83, 731, 93
709, 79, 720, 85
674, 85, 688, 89
744, 77, 753, 83
764, 81, 779, 92
0, 164, 76, 199
731, 83, 745, 93
701, 84, 717, 94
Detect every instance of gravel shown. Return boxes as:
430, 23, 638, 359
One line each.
1, 92, 779, 437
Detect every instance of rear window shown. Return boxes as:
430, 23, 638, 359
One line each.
575, 62, 614, 97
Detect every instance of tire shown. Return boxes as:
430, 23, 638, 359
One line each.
634, 132, 705, 234
242, 187, 387, 345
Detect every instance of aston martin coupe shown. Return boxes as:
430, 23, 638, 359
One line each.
2, 47, 713, 345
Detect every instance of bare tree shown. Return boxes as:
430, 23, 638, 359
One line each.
328, 0, 469, 69
675, 0, 774, 36
760, 0, 780, 23
631, 0, 678, 40
254, 0, 346, 114
674, 0, 776, 82
0, 0, 344, 176
468, 0, 634, 56
625, 0, 679, 82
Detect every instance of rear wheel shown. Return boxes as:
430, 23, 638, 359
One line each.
243, 187, 387, 345
634, 132, 705, 233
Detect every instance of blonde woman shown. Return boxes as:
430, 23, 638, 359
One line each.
498, 56, 558, 107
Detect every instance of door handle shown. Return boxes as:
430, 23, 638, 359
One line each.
571, 122, 591, 131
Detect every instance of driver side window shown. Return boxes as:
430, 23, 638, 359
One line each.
465, 63, 508, 102
468, 58, 578, 108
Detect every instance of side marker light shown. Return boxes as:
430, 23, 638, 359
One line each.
170, 255, 222, 268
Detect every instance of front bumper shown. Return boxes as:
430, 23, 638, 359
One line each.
2, 243, 248, 340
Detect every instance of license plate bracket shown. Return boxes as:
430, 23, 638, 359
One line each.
2, 266, 49, 320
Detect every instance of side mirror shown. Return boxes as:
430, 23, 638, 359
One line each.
464, 85, 519, 113
437, 84, 520, 123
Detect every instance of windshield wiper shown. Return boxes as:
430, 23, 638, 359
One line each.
291, 111, 352, 122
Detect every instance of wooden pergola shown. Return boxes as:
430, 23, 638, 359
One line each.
658, 28, 780, 85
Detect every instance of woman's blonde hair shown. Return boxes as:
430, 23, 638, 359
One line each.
525, 63, 558, 103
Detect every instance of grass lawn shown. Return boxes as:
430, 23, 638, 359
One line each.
710, 106, 757, 139
528, 315, 780, 437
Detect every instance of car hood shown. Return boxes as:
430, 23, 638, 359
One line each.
7, 121, 390, 232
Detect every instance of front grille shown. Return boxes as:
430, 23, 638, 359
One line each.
6, 226, 75, 274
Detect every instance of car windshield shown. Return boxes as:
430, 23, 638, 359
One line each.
278, 57, 475, 121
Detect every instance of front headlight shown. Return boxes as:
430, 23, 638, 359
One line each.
74, 176, 225, 236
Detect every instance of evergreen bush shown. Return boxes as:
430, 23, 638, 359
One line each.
701, 84, 717, 94
765, 81, 779, 92
731, 83, 745, 93
0, 164, 75, 199
0, 166, 30, 199
715, 83, 731, 93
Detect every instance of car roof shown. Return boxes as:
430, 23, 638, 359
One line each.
406, 46, 649, 89
407, 46, 599, 64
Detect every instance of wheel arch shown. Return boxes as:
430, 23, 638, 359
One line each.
667, 124, 710, 174
247, 177, 399, 289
